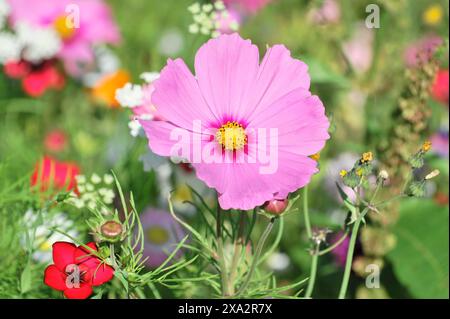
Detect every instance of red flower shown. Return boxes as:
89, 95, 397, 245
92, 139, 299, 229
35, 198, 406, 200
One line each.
3, 60, 31, 79
44, 130, 67, 153
30, 156, 80, 194
44, 242, 114, 299
22, 64, 65, 97
431, 69, 449, 106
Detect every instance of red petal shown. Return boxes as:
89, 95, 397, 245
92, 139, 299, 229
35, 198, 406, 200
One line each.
91, 263, 115, 286
52, 242, 77, 271
74, 242, 98, 266
63, 283, 93, 299
43, 265, 66, 291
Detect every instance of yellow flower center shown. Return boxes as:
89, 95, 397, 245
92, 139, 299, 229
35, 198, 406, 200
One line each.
215, 121, 247, 151
423, 5, 443, 26
147, 226, 170, 245
340, 170, 348, 177
54, 15, 76, 40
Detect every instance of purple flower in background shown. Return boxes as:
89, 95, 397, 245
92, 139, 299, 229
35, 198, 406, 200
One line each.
330, 231, 349, 268
139, 207, 185, 268
430, 129, 449, 158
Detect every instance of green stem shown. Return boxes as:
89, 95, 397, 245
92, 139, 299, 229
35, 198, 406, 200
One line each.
318, 231, 349, 256
236, 217, 276, 296
216, 204, 230, 297
305, 244, 319, 298
228, 213, 245, 295
303, 186, 312, 239
337, 207, 369, 299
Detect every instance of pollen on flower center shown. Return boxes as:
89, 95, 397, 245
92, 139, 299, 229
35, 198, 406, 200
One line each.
215, 121, 247, 151
53, 15, 76, 40
147, 226, 170, 245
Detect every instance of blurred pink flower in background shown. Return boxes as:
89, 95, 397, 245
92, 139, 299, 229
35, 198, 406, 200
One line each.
222, 0, 272, 14
7, 0, 120, 75
403, 35, 442, 68
141, 33, 330, 210
139, 208, 185, 268
342, 23, 374, 74
308, 0, 341, 25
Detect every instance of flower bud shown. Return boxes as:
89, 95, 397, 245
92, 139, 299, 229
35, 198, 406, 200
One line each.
343, 170, 360, 188
100, 220, 123, 240
264, 198, 289, 215
378, 170, 389, 180
425, 169, 440, 180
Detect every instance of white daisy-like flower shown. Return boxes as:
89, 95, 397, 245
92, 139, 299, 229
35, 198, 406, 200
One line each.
15, 22, 61, 63
103, 174, 114, 185
140, 72, 160, 83
0, 32, 22, 64
116, 83, 144, 108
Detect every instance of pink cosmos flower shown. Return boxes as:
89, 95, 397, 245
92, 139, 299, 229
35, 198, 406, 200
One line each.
222, 0, 272, 14
7, 0, 120, 76
141, 33, 330, 210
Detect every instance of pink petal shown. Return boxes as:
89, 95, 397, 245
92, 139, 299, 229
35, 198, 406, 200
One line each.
151, 58, 218, 130
140, 120, 209, 162
242, 44, 310, 123
194, 33, 260, 123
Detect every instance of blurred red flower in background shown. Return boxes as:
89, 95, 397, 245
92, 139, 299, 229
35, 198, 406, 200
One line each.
3, 60, 65, 97
431, 69, 449, 106
30, 156, 80, 194
44, 242, 114, 299
44, 130, 67, 153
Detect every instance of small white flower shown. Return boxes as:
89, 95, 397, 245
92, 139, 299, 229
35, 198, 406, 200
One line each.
103, 174, 114, 185
85, 183, 94, 192
214, 1, 225, 11
91, 173, 102, 184
87, 200, 97, 210
202, 4, 213, 12
75, 175, 86, 184
188, 23, 200, 34
140, 72, 160, 83
15, 22, 61, 63
188, 2, 201, 14
0, 32, 22, 63
115, 83, 144, 108
128, 120, 142, 137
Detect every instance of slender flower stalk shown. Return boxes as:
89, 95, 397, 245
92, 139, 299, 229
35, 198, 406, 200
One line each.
237, 217, 276, 296
305, 244, 319, 298
338, 206, 369, 299
303, 185, 318, 298
216, 204, 231, 296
